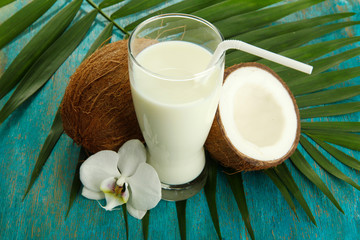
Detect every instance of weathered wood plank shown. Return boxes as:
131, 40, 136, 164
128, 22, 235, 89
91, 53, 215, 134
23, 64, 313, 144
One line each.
0, 0, 359, 239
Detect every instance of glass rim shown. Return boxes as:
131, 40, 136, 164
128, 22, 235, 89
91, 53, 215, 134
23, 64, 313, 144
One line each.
128, 13, 224, 82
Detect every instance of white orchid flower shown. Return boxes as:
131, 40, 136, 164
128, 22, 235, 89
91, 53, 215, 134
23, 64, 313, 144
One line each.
79, 139, 161, 219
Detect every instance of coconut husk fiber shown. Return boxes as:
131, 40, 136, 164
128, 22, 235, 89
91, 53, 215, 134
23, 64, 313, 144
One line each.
61, 40, 143, 153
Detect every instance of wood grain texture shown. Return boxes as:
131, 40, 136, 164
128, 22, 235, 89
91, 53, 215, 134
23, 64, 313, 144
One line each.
0, 0, 359, 239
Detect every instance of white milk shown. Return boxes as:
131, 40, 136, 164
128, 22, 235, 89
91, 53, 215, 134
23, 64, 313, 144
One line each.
129, 41, 223, 185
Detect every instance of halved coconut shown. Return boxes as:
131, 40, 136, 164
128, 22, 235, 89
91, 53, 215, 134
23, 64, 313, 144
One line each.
205, 62, 300, 171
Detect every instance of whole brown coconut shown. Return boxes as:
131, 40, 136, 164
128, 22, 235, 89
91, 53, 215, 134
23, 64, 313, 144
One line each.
205, 63, 301, 172
61, 40, 142, 153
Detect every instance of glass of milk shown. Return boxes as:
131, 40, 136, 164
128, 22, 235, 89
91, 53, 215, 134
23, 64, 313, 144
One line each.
128, 14, 224, 201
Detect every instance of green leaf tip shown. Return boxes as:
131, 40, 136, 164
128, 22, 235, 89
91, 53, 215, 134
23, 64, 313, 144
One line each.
264, 169, 298, 218
227, 173, 256, 240
303, 130, 360, 152
66, 158, 82, 218
122, 204, 129, 240
290, 150, 344, 214
274, 163, 317, 226
142, 211, 150, 240
176, 200, 187, 240
300, 135, 360, 191
204, 159, 222, 240
23, 110, 63, 200
309, 136, 360, 171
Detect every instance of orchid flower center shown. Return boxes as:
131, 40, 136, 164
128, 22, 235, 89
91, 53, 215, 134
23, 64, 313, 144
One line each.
116, 175, 126, 187
113, 175, 128, 199
114, 180, 126, 196
100, 176, 130, 209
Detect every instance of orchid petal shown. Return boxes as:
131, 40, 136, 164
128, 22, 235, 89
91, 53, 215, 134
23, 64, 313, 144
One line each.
101, 192, 125, 211
127, 203, 147, 220
127, 162, 161, 211
80, 150, 120, 192
81, 187, 104, 200
117, 139, 146, 178
100, 177, 129, 211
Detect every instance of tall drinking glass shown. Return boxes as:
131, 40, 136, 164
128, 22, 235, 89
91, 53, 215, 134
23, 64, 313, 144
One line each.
128, 14, 224, 200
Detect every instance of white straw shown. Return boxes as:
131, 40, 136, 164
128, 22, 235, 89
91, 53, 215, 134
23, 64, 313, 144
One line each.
209, 40, 313, 74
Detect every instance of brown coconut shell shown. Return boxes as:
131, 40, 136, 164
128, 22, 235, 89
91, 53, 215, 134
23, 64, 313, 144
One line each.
205, 62, 301, 171
60, 40, 143, 153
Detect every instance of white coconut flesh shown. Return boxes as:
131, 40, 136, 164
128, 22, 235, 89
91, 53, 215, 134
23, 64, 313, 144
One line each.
219, 66, 298, 161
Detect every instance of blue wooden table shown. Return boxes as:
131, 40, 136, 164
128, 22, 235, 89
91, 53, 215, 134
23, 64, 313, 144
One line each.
0, 0, 359, 239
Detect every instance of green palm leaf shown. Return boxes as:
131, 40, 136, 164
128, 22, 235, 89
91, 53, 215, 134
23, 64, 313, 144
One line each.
23, 20, 113, 206
66, 149, 85, 218
0, 10, 97, 125
0, 0, 15, 9
278, 47, 360, 81
176, 200, 187, 240
122, 205, 129, 240
288, 66, 360, 95
24, 18, 113, 220
308, 48, 360, 76
99, 0, 125, 9
193, 0, 282, 22
304, 131, 360, 151
204, 159, 222, 239
309, 136, 360, 171
124, 0, 221, 30
142, 211, 150, 240
264, 168, 298, 217
289, 149, 343, 213
296, 86, 360, 108
111, 0, 164, 19
215, 0, 324, 39
86, 0, 129, 36
273, 163, 316, 225
0, 0, 82, 100
23, 109, 63, 200
84, 23, 114, 59
301, 122, 360, 133
226, 173, 255, 240
259, 37, 360, 74
299, 102, 360, 119
0, 0, 56, 49
227, 21, 360, 64
300, 135, 360, 190
235, 12, 355, 43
